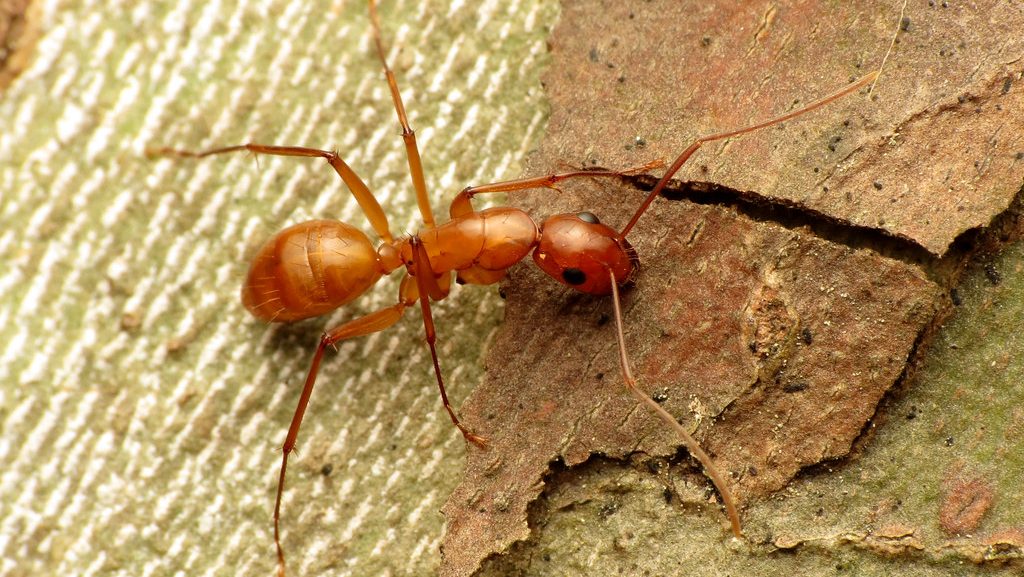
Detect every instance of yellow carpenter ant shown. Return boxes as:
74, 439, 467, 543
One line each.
149, 1, 878, 574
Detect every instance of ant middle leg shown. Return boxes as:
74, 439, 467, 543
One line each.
405, 236, 488, 448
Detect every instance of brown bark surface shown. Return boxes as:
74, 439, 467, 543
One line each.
440, 0, 1023, 575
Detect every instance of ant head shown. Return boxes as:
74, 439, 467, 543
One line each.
533, 212, 636, 295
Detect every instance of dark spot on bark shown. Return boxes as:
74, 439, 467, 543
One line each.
984, 263, 1001, 285
801, 327, 813, 345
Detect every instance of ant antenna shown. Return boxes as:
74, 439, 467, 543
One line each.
870, 0, 908, 94
617, 70, 878, 240
607, 269, 742, 537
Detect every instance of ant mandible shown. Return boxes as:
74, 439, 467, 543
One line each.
149, 1, 878, 574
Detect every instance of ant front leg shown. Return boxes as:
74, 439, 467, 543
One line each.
449, 159, 665, 218
147, 143, 396, 244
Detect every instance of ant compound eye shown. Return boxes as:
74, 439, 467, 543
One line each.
576, 211, 600, 224
561, 267, 587, 285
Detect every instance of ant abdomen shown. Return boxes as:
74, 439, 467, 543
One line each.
242, 220, 389, 322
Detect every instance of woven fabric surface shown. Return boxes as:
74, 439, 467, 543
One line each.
0, 0, 556, 575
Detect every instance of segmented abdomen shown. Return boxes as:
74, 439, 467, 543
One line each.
242, 220, 384, 322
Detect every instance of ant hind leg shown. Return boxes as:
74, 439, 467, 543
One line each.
368, 0, 435, 228
147, 142, 396, 243
273, 301, 410, 577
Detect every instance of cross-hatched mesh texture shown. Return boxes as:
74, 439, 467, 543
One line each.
0, 1, 555, 575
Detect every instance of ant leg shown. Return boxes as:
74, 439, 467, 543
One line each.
606, 268, 742, 538
147, 143, 396, 244
407, 236, 488, 447
274, 301, 410, 577
449, 159, 666, 218
368, 0, 435, 228
617, 71, 879, 239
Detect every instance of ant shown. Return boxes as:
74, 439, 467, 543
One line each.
148, 1, 878, 574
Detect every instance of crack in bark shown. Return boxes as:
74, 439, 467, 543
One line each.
626, 171, 939, 272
